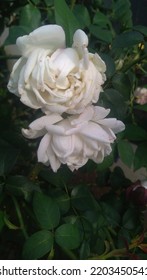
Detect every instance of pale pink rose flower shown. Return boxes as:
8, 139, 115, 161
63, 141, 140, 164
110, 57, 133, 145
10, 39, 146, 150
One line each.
22, 106, 125, 172
134, 87, 147, 105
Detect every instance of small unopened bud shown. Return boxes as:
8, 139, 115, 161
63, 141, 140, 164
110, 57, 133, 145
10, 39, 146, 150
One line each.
126, 180, 147, 207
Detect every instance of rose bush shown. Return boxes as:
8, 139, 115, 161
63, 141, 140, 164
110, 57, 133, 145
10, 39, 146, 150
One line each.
1, 0, 147, 261
22, 106, 125, 172
7, 25, 106, 114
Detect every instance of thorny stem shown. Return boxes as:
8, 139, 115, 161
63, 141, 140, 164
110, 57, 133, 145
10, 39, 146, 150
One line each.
122, 54, 147, 73
71, 0, 76, 10
61, 247, 77, 260
29, 162, 43, 180
12, 196, 28, 240
89, 243, 138, 260
105, 229, 116, 251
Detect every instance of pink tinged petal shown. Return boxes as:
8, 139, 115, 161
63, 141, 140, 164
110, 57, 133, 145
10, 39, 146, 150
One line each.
98, 118, 125, 134
93, 106, 110, 121
47, 144, 61, 172
45, 124, 65, 135
92, 152, 105, 164
80, 122, 111, 143
67, 155, 88, 171
37, 134, 50, 164
29, 114, 63, 131
37, 132, 61, 172
71, 106, 94, 126
112, 120, 125, 134
65, 121, 88, 135
22, 114, 62, 140
16, 25, 66, 57
52, 134, 74, 158
21, 128, 45, 139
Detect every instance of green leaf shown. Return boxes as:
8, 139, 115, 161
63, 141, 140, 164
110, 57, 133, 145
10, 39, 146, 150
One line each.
54, 0, 80, 46
75, 217, 92, 240
112, 72, 132, 100
73, 4, 91, 28
23, 230, 53, 260
19, 4, 41, 32
100, 53, 115, 78
96, 150, 114, 171
55, 193, 70, 214
134, 104, 147, 112
117, 140, 134, 168
133, 25, 147, 36
6, 175, 40, 201
71, 185, 96, 211
93, 11, 111, 28
89, 25, 112, 43
123, 208, 139, 230
100, 202, 120, 227
44, 0, 54, 5
79, 241, 90, 260
110, 167, 131, 189
31, 0, 40, 3
99, 88, 127, 120
112, 31, 144, 49
33, 192, 60, 230
113, 0, 132, 28
125, 124, 147, 141
39, 167, 72, 188
55, 224, 81, 250
5, 26, 29, 45
4, 214, 20, 230
134, 142, 147, 170
0, 139, 19, 176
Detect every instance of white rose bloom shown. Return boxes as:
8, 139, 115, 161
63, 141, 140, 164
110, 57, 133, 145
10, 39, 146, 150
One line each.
22, 106, 125, 172
7, 25, 106, 114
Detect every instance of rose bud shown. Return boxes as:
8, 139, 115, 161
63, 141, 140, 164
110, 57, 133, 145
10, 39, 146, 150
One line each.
126, 180, 147, 207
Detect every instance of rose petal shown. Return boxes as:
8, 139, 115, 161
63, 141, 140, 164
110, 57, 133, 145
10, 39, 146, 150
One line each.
81, 122, 112, 143
37, 133, 50, 164
7, 57, 26, 95
17, 25, 66, 57
21, 128, 45, 139
73, 29, 88, 49
93, 106, 110, 121
29, 114, 63, 130
50, 48, 79, 89
92, 53, 106, 73
71, 106, 94, 125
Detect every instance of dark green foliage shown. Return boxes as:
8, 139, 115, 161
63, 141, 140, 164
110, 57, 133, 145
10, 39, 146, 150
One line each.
0, 0, 147, 260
